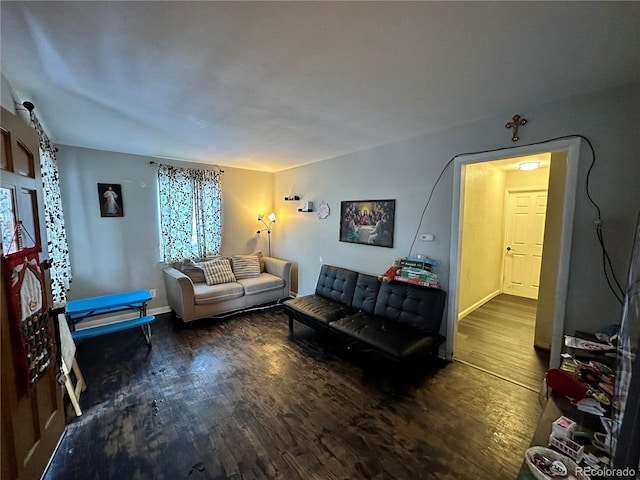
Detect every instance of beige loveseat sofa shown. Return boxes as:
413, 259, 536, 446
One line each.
163, 255, 291, 322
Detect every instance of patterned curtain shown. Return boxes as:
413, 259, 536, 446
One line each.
29, 111, 71, 307
158, 165, 222, 263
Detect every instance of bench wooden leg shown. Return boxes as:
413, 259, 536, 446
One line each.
62, 358, 85, 417
72, 358, 87, 394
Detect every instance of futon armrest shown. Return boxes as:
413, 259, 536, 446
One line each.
162, 267, 196, 320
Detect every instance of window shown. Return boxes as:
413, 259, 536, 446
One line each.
157, 165, 222, 263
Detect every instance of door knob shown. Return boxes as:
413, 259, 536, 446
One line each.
506, 246, 511, 251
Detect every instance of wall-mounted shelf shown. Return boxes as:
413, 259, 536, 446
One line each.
297, 201, 313, 212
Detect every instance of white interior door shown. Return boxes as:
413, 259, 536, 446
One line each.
502, 189, 547, 299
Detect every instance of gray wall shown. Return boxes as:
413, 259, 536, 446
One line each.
274, 82, 640, 338
56, 146, 273, 310
1, 75, 18, 114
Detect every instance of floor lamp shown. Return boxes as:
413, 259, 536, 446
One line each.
256, 212, 276, 256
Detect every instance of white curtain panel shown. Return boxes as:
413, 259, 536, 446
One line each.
30, 111, 72, 307
158, 164, 222, 263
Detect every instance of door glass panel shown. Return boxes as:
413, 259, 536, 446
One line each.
0, 186, 18, 253
1, 127, 12, 171
15, 139, 35, 178
18, 188, 40, 249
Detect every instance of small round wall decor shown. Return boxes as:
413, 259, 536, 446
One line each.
317, 201, 330, 219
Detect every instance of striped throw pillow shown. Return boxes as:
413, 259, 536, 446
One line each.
203, 258, 236, 285
252, 250, 265, 272
231, 255, 261, 279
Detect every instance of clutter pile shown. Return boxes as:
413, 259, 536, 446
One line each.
525, 327, 620, 477
378, 256, 440, 288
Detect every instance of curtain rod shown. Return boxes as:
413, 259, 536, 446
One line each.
149, 160, 224, 173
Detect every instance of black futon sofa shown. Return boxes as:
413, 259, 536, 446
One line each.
283, 264, 447, 364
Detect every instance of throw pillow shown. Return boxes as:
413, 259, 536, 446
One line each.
180, 258, 206, 283
231, 255, 261, 279
203, 258, 236, 285
252, 250, 265, 272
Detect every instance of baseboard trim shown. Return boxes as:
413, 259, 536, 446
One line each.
150, 306, 172, 315
533, 341, 551, 352
457, 289, 501, 321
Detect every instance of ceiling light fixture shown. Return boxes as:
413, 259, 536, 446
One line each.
518, 161, 540, 171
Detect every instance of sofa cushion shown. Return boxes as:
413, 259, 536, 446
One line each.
231, 255, 261, 279
203, 258, 236, 285
315, 265, 358, 306
330, 311, 439, 362
284, 295, 353, 326
252, 250, 265, 272
352, 273, 381, 314
373, 282, 446, 335
193, 281, 244, 305
237, 272, 284, 295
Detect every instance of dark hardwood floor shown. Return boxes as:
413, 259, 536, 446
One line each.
455, 294, 550, 392
46, 306, 541, 480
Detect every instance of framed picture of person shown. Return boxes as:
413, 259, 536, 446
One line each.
339, 199, 395, 247
97, 183, 124, 217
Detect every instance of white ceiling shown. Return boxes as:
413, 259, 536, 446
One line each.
2, 2, 639, 172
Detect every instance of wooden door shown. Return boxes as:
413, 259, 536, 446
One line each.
1, 107, 65, 480
502, 189, 548, 299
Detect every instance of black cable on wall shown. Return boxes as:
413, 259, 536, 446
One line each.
410, 134, 624, 304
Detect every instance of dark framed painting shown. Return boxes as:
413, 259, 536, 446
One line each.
339, 199, 395, 248
97, 183, 124, 217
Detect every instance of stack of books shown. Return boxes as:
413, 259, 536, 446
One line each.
394, 257, 440, 288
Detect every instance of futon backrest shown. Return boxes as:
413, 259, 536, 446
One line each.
373, 282, 447, 335
351, 273, 381, 314
315, 265, 359, 306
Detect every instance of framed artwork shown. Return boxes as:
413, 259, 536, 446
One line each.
97, 183, 124, 217
339, 199, 395, 248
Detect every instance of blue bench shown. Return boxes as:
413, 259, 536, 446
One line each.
71, 315, 155, 340
66, 290, 155, 349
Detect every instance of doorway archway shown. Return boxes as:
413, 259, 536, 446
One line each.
447, 138, 581, 369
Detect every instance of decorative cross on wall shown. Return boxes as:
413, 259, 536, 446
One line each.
505, 114, 527, 142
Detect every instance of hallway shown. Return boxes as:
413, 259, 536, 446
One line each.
455, 294, 549, 391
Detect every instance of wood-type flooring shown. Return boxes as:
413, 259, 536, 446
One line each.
45, 306, 541, 480
455, 294, 550, 392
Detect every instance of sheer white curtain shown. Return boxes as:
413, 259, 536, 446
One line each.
29, 111, 72, 306
157, 164, 222, 263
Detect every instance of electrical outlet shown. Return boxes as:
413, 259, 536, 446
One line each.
150, 289, 156, 298
420, 233, 434, 242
